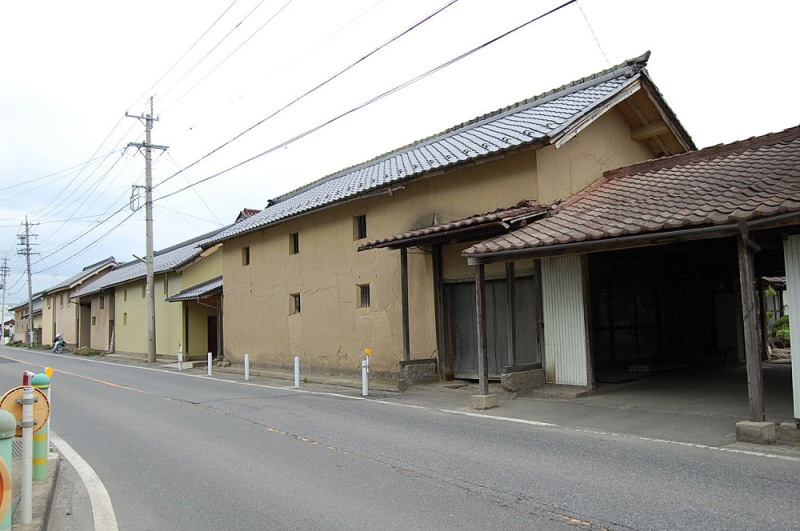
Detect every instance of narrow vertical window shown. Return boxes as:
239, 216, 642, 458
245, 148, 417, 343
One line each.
124, 289, 128, 302
242, 246, 250, 266
60, 294, 64, 308
358, 284, 371, 308
99, 296, 105, 310
141, 285, 146, 298
164, 276, 168, 295
354, 215, 367, 240
290, 293, 301, 315
123, 312, 128, 325
289, 233, 299, 255
91, 316, 97, 326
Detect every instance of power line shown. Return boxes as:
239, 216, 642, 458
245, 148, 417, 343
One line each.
154, 0, 271, 106
155, 0, 462, 190
2, 149, 121, 191
155, 0, 578, 202
160, 0, 296, 114
126, 0, 242, 113
577, 0, 610, 66
165, 152, 224, 225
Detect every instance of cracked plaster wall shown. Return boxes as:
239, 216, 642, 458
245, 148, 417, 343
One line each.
536, 108, 653, 204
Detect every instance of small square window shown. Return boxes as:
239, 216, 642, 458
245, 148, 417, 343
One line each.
358, 284, 370, 308
99, 296, 105, 310
91, 316, 96, 326
242, 246, 250, 266
123, 312, 128, 325
289, 233, 299, 255
354, 215, 367, 240
290, 293, 301, 315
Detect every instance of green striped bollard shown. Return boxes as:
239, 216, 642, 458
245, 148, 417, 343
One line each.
31, 373, 50, 481
0, 410, 16, 529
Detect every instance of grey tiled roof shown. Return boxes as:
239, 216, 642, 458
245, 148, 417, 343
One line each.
207, 53, 667, 246
72, 227, 229, 299
166, 276, 222, 302
10, 293, 43, 315
44, 257, 116, 294
465, 125, 800, 258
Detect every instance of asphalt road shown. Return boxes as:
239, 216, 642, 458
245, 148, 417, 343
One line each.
1, 346, 798, 531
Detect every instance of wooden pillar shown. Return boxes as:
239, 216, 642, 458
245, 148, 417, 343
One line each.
505, 262, 517, 367
216, 298, 223, 360
432, 245, 448, 375
737, 233, 765, 422
400, 248, 410, 361
476, 264, 489, 395
758, 279, 769, 360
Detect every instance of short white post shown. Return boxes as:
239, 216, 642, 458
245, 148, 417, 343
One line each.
294, 356, 300, 388
21, 372, 35, 524
177, 343, 183, 371
361, 360, 369, 397
207, 352, 212, 376
244, 353, 250, 381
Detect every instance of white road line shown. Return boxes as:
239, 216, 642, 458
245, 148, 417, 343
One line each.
50, 432, 118, 531
8, 347, 800, 464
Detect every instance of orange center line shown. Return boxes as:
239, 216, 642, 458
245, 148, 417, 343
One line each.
0, 354, 170, 400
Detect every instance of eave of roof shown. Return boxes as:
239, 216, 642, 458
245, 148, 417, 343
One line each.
205, 52, 688, 248
359, 200, 549, 250
465, 124, 800, 263
166, 276, 223, 302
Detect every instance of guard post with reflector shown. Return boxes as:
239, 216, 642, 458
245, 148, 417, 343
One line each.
31, 373, 50, 481
0, 411, 16, 529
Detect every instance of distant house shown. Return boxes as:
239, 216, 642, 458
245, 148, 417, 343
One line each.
2, 318, 14, 344
205, 52, 693, 381
41, 257, 116, 347
10, 293, 44, 344
72, 228, 227, 358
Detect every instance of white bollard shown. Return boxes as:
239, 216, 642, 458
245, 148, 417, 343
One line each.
361, 360, 369, 397
208, 352, 212, 376
294, 356, 300, 388
244, 353, 250, 381
177, 343, 183, 371
21, 376, 34, 524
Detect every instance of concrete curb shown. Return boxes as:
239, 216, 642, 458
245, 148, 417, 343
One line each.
11, 452, 59, 530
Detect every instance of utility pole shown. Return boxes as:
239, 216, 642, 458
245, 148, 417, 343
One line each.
0, 255, 9, 344
126, 97, 168, 363
17, 217, 38, 347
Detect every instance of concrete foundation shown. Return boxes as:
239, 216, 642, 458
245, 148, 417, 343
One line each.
501, 368, 545, 392
735, 420, 776, 444
471, 394, 497, 410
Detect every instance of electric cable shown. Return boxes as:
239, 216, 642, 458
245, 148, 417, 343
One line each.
155, 0, 462, 189
155, 0, 578, 202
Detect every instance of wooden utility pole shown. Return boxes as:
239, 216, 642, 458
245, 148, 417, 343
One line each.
126, 97, 168, 363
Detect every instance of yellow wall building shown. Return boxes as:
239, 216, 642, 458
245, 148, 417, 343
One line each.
41, 258, 116, 347
207, 54, 693, 382
72, 230, 226, 358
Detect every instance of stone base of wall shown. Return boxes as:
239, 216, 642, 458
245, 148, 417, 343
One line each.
398, 360, 439, 391
501, 368, 545, 392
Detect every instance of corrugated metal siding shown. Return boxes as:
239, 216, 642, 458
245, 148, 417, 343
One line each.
782, 235, 800, 419
541, 255, 588, 386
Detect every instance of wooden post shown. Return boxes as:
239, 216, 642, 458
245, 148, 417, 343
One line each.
505, 262, 517, 367
758, 279, 769, 360
216, 299, 223, 360
432, 245, 448, 376
476, 264, 489, 396
737, 233, 766, 422
400, 248, 410, 361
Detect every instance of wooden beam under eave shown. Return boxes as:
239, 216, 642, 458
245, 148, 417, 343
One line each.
631, 119, 669, 141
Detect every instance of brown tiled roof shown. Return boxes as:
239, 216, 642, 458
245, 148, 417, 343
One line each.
465, 125, 800, 258
359, 200, 549, 250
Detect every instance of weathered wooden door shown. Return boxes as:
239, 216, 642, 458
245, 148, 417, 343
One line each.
447, 277, 539, 379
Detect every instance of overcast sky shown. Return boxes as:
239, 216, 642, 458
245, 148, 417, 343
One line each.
1, 0, 799, 307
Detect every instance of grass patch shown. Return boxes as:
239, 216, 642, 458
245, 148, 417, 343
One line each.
74, 347, 101, 357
